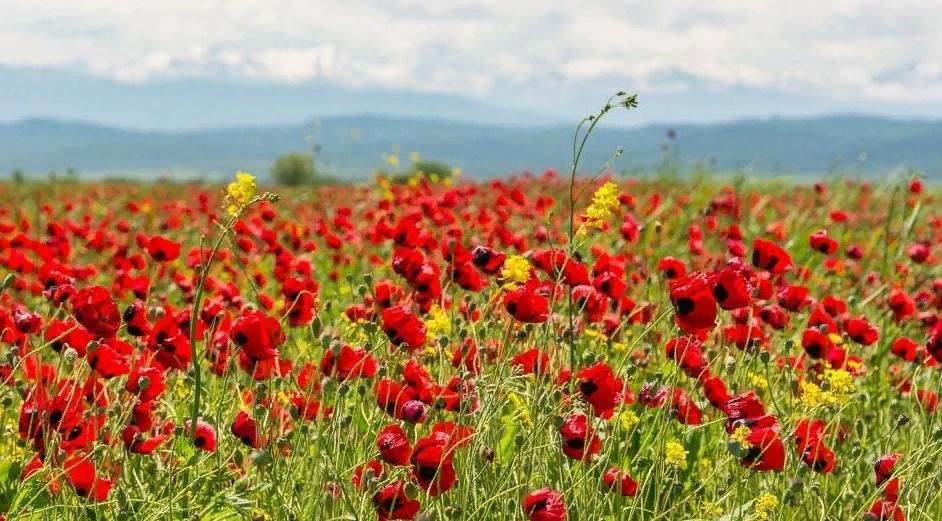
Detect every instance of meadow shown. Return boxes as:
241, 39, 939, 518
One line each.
1, 120, 940, 519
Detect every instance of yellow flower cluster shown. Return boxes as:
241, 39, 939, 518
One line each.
664, 439, 688, 469
425, 305, 452, 338
731, 425, 753, 449
823, 368, 855, 395
585, 181, 620, 228
501, 255, 531, 289
753, 493, 779, 520
700, 501, 724, 519
225, 171, 257, 216
749, 372, 769, 391
618, 410, 640, 431
506, 392, 532, 426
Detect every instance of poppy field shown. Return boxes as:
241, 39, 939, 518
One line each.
1, 139, 942, 518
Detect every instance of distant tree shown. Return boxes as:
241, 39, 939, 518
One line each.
11, 168, 24, 184
270, 153, 316, 186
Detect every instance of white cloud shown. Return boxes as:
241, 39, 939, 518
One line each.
2, 0, 941, 105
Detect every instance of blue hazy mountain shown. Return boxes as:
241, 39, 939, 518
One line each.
2, 114, 940, 180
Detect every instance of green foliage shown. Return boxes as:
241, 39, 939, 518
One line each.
270, 152, 316, 186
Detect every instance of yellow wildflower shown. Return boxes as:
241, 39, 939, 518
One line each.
425, 305, 451, 338
700, 501, 724, 519
225, 171, 257, 215
618, 410, 640, 431
799, 380, 828, 408
731, 425, 753, 449
749, 372, 769, 391
585, 181, 620, 228
753, 493, 779, 520
507, 392, 532, 426
664, 439, 688, 469
823, 368, 855, 395
501, 255, 531, 289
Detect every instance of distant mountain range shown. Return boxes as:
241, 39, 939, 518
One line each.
1, 114, 940, 180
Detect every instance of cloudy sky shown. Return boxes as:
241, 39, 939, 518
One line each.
2, 0, 941, 127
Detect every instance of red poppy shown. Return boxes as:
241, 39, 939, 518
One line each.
71, 286, 121, 338
64, 455, 112, 501
512, 349, 551, 376
230, 310, 285, 362
523, 487, 567, 521
739, 428, 786, 471
669, 272, 717, 332
809, 230, 838, 255
559, 413, 601, 461
373, 481, 421, 521
868, 499, 905, 521
381, 305, 427, 350
231, 411, 263, 448
320, 344, 379, 380
352, 459, 384, 489
377, 425, 412, 466
187, 419, 217, 452
575, 362, 623, 418
145, 235, 181, 262
752, 238, 793, 274
844, 316, 879, 346
602, 467, 638, 496
410, 432, 457, 496
504, 281, 550, 324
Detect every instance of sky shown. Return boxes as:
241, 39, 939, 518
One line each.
2, 0, 941, 128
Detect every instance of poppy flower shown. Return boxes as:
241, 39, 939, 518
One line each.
64, 455, 112, 501
801, 328, 834, 359
512, 349, 551, 376
382, 306, 427, 350
377, 425, 412, 466
752, 238, 793, 274
602, 468, 638, 496
800, 441, 836, 474
867, 499, 905, 521
145, 235, 181, 262
665, 336, 709, 378
230, 310, 285, 362
352, 459, 384, 489
122, 300, 151, 337
575, 362, 622, 418
410, 433, 457, 496
669, 272, 717, 332
658, 257, 686, 279
711, 265, 753, 310
874, 453, 902, 485
375, 378, 417, 419
71, 286, 121, 338
809, 230, 838, 255
231, 411, 263, 448
373, 481, 421, 521
739, 428, 785, 472
523, 487, 567, 521
558, 413, 601, 461
504, 281, 550, 324
845, 317, 879, 346
320, 344, 379, 380
187, 419, 217, 452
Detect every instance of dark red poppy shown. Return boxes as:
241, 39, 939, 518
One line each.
575, 362, 622, 418
187, 419, 217, 452
231, 411, 263, 448
71, 286, 121, 338
669, 272, 717, 332
739, 428, 786, 471
230, 310, 285, 362
381, 305, 427, 350
504, 281, 550, 324
845, 316, 879, 346
602, 467, 638, 496
410, 432, 457, 496
122, 300, 151, 337
64, 455, 112, 501
711, 264, 753, 310
752, 238, 792, 274
665, 336, 709, 378
809, 230, 838, 255
559, 413, 601, 460
512, 349, 551, 376
145, 235, 181, 262
377, 425, 412, 466
373, 481, 421, 521
523, 487, 567, 521
867, 499, 905, 521
320, 344, 379, 380
352, 459, 384, 489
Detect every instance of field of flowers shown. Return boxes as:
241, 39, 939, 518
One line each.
1, 153, 941, 519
